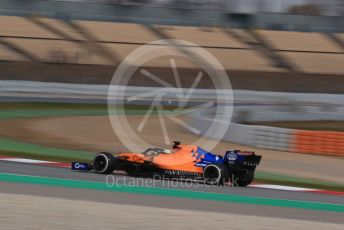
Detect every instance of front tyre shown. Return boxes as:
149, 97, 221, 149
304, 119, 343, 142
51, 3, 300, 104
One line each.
203, 164, 229, 185
93, 152, 115, 174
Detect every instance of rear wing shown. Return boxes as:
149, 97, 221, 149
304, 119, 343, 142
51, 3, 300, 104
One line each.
240, 154, 262, 166
224, 151, 262, 166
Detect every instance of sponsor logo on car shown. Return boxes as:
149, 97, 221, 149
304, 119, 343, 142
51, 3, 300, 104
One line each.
227, 152, 237, 161
73, 162, 87, 169
195, 163, 207, 167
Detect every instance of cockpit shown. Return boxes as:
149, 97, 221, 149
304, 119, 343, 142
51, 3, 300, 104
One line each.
142, 148, 172, 156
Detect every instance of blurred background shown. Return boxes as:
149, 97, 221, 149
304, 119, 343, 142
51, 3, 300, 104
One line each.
0, 0, 344, 190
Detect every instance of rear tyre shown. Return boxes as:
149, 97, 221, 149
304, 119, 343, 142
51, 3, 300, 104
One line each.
231, 171, 254, 187
93, 152, 115, 174
203, 164, 229, 185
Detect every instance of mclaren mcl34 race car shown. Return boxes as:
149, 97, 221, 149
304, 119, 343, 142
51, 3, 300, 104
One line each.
72, 142, 262, 187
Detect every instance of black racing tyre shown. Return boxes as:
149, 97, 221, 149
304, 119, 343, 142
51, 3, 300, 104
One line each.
93, 152, 115, 174
231, 171, 254, 187
203, 164, 229, 185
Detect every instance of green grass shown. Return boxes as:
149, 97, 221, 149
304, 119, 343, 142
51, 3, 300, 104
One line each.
0, 138, 93, 162
0, 102, 179, 111
0, 102, 182, 120
0, 102, 106, 120
246, 120, 344, 132
0, 150, 91, 163
0, 102, 107, 110
0, 109, 108, 120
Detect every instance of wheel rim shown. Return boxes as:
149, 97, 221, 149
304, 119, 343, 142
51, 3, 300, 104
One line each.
204, 165, 220, 184
94, 154, 109, 173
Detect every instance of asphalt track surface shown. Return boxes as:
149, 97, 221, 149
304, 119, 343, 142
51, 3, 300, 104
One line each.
0, 161, 343, 224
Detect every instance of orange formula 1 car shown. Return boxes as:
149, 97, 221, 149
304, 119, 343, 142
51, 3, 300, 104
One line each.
71, 141, 262, 186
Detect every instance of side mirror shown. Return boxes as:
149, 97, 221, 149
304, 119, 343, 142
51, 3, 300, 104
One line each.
173, 141, 181, 149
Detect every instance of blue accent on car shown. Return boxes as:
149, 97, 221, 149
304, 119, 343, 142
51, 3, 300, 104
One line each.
194, 146, 224, 168
193, 147, 258, 168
